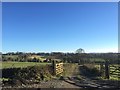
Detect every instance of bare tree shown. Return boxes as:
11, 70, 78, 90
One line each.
75, 48, 85, 53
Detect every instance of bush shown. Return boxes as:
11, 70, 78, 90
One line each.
80, 64, 100, 77
3, 65, 53, 86
63, 63, 79, 77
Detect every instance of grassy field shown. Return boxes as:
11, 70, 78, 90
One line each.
1, 62, 120, 81
84, 64, 120, 80
3, 55, 47, 62
1, 62, 50, 69
109, 64, 120, 80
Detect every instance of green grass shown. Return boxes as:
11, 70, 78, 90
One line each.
3, 55, 19, 60
0, 78, 9, 81
3, 55, 47, 62
1, 62, 50, 69
63, 63, 79, 77
93, 64, 120, 80
89, 58, 105, 63
109, 64, 120, 80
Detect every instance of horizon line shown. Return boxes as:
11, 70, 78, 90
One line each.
1, 51, 118, 54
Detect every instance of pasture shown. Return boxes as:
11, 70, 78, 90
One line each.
109, 64, 120, 80
1, 62, 50, 69
82, 64, 120, 80
1, 62, 120, 81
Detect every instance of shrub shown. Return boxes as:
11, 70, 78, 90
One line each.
3, 65, 53, 86
80, 64, 100, 77
63, 63, 79, 77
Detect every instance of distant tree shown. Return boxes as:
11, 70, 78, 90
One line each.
75, 48, 85, 53
32, 57, 39, 62
2, 55, 6, 61
8, 57, 12, 61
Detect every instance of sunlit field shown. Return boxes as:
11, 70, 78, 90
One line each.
1, 62, 50, 69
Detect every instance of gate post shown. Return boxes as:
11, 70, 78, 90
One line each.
105, 60, 110, 79
52, 60, 56, 75
100, 63, 104, 77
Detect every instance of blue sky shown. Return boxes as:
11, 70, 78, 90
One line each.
2, 2, 118, 53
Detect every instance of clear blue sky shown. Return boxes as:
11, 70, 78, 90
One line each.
2, 2, 118, 53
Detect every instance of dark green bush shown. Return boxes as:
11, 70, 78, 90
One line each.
15, 65, 53, 82
80, 64, 100, 77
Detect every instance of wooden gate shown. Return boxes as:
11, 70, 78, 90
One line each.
100, 61, 120, 80
52, 60, 63, 75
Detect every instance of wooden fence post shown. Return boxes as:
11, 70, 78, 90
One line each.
100, 63, 104, 77
52, 60, 56, 75
105, 60, 110, 79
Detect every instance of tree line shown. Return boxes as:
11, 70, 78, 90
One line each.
2, 52, 120, 64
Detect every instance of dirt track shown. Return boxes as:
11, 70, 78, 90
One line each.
2, 76, 120, 89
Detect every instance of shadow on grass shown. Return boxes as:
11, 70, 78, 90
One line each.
62, 65, 120, 89
79, 65, 100, 78
2, 68, 21, 79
